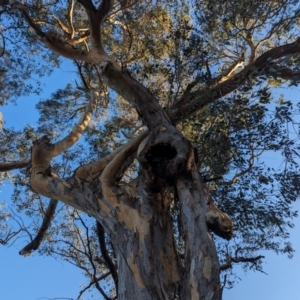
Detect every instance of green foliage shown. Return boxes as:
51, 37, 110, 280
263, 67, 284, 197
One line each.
1, 0, 300, 297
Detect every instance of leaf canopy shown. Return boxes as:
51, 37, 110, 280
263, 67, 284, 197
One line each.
1, 0, 300, 298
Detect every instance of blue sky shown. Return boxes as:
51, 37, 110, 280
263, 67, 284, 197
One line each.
0, 62, 300, 300
225, 201, 300, 299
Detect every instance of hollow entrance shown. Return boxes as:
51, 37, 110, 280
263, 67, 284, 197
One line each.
147, 143, 177, 160
145, 143, 177, 179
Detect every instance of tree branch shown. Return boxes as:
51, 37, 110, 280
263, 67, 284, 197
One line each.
100, 130, 148, 188
51, 88, 97, 157
11, 2, 88, 60
67, 0, 75, 39
9, 1, 173, 129
0, 159, 31, 172
74, 130, 147, 182
50, 14, 70, 35
220, 254, 265, 271
170, 39, 300, 123
172, 81, 198, 111
29, 88, 96, 170
100, 63, 171, 129
77, 271, 111, 300
19, 199, 58, 256
78, 0, 114, 51
215, 56, 245, 84
265, 63, 300, 81
220, 146, 264, 186
96, 222, 118, 292
244, 30, 256, 63
204, 187, 233, 240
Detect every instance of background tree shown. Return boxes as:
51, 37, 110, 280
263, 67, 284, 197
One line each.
1, 0, 300, 299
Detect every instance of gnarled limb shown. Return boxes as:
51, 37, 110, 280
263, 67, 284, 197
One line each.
30, 89, 99, 211
100, 130, 148, 193
75, 130, 148, 182
19, 198, 58, 256
30, 97, 146, 215
204, 190, 233, 241
0, 159, 31, 172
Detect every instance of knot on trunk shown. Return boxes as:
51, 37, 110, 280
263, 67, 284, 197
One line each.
206, 207, 233, 240
31, 135, 54, 168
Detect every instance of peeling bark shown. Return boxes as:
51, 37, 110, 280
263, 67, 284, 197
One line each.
27, 121, 233, 299
177, 167, 222, 300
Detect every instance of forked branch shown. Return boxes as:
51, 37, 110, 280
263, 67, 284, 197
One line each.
74, 129, 147, 182
78, 0, 114, 51
0, 88, 97, 173
170, 39, 300, 123
11, 2, 88, 60
30, 89, 98, 204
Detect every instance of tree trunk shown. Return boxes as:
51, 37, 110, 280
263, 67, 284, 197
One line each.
110, 191, 182, 299
99, 128, 222, 300
103, 169, 222, 300
29, 122, 229, 299
177, 171, 221, 300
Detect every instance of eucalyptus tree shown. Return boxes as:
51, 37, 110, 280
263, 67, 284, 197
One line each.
1, 0, 300, 299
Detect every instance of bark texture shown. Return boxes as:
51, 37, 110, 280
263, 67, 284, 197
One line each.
28, 114, 232, 299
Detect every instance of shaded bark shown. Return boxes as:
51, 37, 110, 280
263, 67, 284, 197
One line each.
0, 159, 31, 171
96, 221, 118, 291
